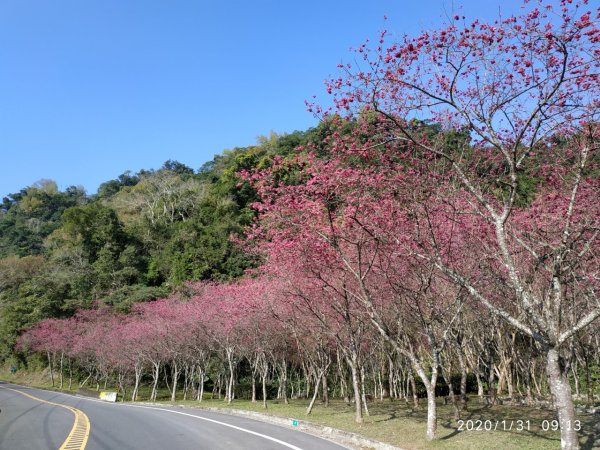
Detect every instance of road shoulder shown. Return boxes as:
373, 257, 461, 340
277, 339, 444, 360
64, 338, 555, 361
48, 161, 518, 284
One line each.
132, 401, 403, 450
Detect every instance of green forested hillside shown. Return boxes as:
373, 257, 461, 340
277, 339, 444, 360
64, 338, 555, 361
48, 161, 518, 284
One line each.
0, 128, 323, 361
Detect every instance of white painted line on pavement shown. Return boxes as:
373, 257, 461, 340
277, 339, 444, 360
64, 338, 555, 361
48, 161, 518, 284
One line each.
2, 383, 349, 450
124, 404, 304, 450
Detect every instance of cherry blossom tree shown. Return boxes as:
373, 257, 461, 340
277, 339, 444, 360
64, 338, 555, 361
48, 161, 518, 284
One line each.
18, 318, 71, 388
312, 1, 600, 447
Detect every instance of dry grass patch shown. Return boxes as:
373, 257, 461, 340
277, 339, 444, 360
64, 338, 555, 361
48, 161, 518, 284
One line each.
170, 397, 600, 450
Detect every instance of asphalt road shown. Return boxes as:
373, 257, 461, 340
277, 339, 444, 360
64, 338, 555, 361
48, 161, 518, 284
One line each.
0, 381, 350, 450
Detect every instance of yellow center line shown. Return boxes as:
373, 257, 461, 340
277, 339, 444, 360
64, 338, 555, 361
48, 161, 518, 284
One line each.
0, 385, 90, 450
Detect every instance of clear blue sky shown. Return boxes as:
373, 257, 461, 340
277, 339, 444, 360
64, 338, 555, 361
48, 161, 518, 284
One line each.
0, 0, 524, 197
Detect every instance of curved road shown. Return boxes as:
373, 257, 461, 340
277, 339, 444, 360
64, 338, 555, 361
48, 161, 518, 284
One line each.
0, 382, 350, 450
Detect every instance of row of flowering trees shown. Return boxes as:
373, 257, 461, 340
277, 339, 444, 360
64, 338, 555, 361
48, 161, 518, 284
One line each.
245, 121, 600, 443
17, 1, 600, 449
292, 1, 600, 447
18, 229, 599, 440
19, 281, 281, 404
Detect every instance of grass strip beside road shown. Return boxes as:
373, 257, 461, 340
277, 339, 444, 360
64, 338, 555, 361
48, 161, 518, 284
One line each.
160, 397, 599, 450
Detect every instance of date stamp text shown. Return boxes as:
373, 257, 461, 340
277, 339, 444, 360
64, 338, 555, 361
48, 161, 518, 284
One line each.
456, 419, 582, 432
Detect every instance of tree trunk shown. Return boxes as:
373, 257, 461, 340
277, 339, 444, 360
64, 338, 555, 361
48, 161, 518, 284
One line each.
48, 352, 55, 387
572, 360, 580, 397
441, 365, 460, 420
59, 352, 64, 389
532, 360, 543, 397
303, 363, 310, 399
214, 372, 221, 399
408, 369, 419, 408
183, 364, 193, 401
349, 360, 363, 424
426, 385, 438, 441
388, 356, 395, 400
197, 368, 205, 402
412, 359, 438, 441
132, 363, 142, 401
457, 350, 468, 411
226, 347, 235, 403
584, 357, 594, 407
259, 354, 268, 409
117, 372, 125, 402
262, 373, 268, 409
525, 368, 533, 405
487, 353, 496, 406
321, 374, 329, 407
150, 362, 160, 402
475, 367, 484, 403
378, 370, 385, 401
306, 374, 320, 415
280, 359, 289, 404
170, 362, 180, 402
68, 359, 73, 391
546, 348, 580, 450
360, 366, 370, 417
79, 372, 92, 389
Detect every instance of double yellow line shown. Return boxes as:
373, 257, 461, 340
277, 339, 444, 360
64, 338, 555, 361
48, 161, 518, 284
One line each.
0, 385, 90, 450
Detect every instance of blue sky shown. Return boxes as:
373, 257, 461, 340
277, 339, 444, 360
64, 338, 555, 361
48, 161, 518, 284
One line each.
0, 0, 524, 197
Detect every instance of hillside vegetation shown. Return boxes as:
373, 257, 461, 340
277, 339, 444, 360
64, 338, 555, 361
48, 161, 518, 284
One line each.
3, 2, 600, 449
0, 128, 324, 360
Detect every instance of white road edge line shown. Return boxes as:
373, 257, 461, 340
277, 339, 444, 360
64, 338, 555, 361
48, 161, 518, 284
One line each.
3, 383, 351, 450
75, 397, 350, 450
123, 404, 304, 450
